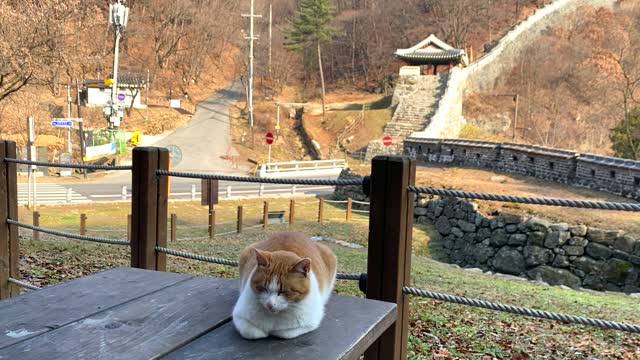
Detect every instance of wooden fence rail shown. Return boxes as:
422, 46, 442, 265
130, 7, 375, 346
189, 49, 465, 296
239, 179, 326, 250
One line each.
0, 141, 413, 359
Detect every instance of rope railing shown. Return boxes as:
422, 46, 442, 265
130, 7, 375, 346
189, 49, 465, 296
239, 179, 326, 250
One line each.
324, 200, 348, 204
408, 186, 640, 212
8, 277, 41, 291
403, 286, 640, 334
154, 246, 360, 280
9, 220, 130, 246
4, 158, 132, 171
351, 200, 370, 205
156, 170, 363, 186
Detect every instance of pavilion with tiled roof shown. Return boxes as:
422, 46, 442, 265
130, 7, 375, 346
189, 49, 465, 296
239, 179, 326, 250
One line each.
395, 35, 468, 75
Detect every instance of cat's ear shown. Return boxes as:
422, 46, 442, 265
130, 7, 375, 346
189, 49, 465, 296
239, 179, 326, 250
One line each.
291, 258, 311, 276
254, 248, 269, 267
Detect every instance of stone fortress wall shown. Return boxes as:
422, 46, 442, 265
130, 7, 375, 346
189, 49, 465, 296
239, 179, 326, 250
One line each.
404, 138, 640, 200
411, 0, 616, 139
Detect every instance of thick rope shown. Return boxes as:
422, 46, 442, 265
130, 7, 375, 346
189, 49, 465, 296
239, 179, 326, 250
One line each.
154, 246, 359, 280
8, 220, 130, 246
408, 186, 640, 212
8, 278, 41, 291
156, 170, 362, 186
350, 200, 370, 205
4, 158, 132, 171
403, 286, 640, 334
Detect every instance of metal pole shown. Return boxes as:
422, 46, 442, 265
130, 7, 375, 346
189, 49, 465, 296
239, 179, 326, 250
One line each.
513, 94, 520, 143
76, 80, 87, 178
249, 0, 254, 129
269, 3, 272, 76
66, 85, 72, 153
111, 28, 121, 128
268, 144, 272, 163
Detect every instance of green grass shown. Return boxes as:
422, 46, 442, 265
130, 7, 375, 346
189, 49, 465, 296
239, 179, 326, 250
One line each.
15, 200, 640, 359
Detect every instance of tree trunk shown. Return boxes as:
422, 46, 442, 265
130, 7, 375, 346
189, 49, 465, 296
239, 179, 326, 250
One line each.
317, 41, 327, 122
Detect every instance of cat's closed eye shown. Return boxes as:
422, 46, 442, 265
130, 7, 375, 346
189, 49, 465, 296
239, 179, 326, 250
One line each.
255, 285, 266, 292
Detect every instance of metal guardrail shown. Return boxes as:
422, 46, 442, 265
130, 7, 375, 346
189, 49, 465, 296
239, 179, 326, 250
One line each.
257, 159, 347, 178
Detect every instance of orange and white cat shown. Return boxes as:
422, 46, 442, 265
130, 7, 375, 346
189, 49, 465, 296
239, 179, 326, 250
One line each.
232, 232, 337, 339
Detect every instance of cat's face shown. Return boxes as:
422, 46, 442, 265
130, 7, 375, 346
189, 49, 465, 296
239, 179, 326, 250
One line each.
250, 249, 311, 314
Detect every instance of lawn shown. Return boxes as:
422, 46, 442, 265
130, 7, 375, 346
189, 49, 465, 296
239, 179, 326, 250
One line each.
13, 198, 640, 359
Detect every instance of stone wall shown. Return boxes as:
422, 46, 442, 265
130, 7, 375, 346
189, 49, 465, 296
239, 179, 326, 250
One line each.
410, 0, 615, 140
333, 169, 640, 293
419, 196, 640, 293
404, 138, 640, 199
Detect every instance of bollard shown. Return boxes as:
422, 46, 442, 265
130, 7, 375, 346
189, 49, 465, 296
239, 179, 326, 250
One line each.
259, 183, 265, 197
66, 188, 72, 203
121, 185, 127, 201
170, 213, 177, 242
346, 197, 353, 222
237, 206, 244, 234
289, 199, 295, 226
191, 184, 196, 200
33, 211, 40, 240
263, 201, 269, 229
80, 214, 87, 236
291, 185, 297, 196
318, 198, 325, 224
127, 214, 132, 241
227, 185, 232, 198
209, 206, 216, 240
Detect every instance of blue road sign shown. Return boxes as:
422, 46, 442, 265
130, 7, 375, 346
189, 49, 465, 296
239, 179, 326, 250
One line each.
117, 93, 126, 102
50, 119, 73, 127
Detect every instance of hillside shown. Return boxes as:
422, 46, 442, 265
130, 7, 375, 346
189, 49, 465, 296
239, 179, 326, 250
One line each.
463, 2, 640, 156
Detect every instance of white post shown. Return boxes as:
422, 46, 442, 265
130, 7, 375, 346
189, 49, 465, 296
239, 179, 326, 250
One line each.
66, 188, 72, 203
242, 0, 261, 129
121, 185, 127, 201
191, 184, 196, 200
259, 183, 265, 197
268, 144, 272, 163
227, 185, 232, 198
66, 85, 72, 153
291, 185, 297, 196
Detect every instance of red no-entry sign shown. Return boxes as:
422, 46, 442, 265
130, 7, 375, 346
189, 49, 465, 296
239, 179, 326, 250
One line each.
265, 132, 274, 145
382, 135, 393, 147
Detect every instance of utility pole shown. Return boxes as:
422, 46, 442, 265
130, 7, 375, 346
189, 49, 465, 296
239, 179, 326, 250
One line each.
108, 0, 129, 129
242, 0, 261, 130
66, 85, 72, 153
269, 3, 273, 76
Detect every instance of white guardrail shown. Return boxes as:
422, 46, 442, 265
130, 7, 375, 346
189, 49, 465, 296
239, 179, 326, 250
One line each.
257, 159, 348, 179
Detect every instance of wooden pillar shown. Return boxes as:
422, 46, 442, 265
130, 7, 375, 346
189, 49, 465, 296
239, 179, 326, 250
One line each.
170, 213, 177, 242
33, 211, 40, 240
346, 198, 352, 222
131, 147, 170, 271
237, 206, 244, 234
263, 201, 269, 229
289, 199, 295, 226
318, 198, 324, 224
0, 141, 19, 298
364, 156, 415, 360
80, 214, 87, 236
209, 206, 216, 240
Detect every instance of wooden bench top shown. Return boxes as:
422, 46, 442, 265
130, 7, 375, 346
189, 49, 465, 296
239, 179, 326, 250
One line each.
0, 268, 396, 360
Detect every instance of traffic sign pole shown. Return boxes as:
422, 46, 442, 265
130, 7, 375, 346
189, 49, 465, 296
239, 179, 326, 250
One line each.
265, 132, 274, 163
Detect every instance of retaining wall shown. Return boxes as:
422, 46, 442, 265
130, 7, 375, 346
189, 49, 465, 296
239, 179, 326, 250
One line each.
405, 138, 640, 199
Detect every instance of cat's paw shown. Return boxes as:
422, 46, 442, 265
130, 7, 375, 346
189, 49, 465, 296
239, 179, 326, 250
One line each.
270, 325, 316, 339
233, 317, 269, 340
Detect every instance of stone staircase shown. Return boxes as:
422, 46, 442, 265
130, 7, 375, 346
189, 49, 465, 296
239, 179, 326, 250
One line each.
365, 75, 446, 160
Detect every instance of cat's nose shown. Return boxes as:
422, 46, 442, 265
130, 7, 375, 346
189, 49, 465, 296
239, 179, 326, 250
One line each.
265, 303, 274, 312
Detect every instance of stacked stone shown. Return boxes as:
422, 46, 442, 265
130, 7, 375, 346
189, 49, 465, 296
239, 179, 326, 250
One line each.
332, 170, 370, 210
418, 195, 640, 293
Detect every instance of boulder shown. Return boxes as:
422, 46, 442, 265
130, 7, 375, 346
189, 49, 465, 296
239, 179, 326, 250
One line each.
435, 216, 451, 235
477, 227, 492, 240
550, 223, 569, 231
568, 237, 588, 247
612, 250, 630, 261
492, 247, 526, 275
552, 255, 570, 268
528, 231, 546, 246
458, 220, 476, 233
527, 217, 551, 232
414, 207, 428, 216
451, 227, 464, 238
508, 234, 527, 246
583, 274, 605, 290
500, 214, 522, 224
416, 216, 430, 225
604, 258, 633, 285
474, 244, 495, 264
490, 219, 505, 230
490, 229, 509, 246
526, 266, 581, 289
523, 245, 554, 266
613, 235, 635, 253
587, 228, 622, 246
417, 197, 430, 207
573, 256, 603, 273
544, 231, 570, 248
585, 243, 612, 260
635, 242, 640, 257
569, 225, 587, 237
562, 245, 584, 256
505, 224, 518, 233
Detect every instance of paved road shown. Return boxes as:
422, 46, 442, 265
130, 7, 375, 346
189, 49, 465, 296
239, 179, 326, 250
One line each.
153, 81, 245, 173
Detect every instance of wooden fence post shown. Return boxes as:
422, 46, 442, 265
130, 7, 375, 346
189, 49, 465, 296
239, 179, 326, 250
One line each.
131, 147, 170, 271
364, 156, 415, 360
80, 214, 87, 235
127, 214, 132, 241
33, 211, 40, 240
209, 206, 216, 239
170, 213, 177, 242
318, 198, 324, 224
289, 199, 295, 226
0, 141, 19, 298
263, 201, 269, 229
237, 206, 244, 234
346, 197, 352, 222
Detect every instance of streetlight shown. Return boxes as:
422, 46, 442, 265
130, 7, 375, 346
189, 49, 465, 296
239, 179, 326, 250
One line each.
107, 0, 129, 129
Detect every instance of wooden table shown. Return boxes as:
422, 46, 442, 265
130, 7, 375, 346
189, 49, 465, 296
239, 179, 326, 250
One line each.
0, 268, 396, 359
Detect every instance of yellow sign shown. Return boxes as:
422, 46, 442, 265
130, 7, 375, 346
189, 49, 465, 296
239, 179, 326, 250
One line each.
130, 131, 141, 145
104, 78, 114, 85
275, 125, 281, 130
